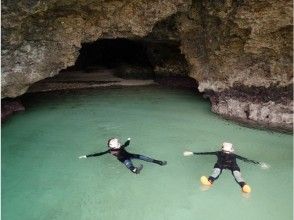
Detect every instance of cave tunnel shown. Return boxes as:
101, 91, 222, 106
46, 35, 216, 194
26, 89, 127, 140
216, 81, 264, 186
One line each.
61, 37, 191, 80
4, 37, 199, 123
28, 37, 197, 93
67, 39, 153, 72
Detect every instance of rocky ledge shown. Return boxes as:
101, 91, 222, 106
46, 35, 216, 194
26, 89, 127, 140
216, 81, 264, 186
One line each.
206, 85, 293, 132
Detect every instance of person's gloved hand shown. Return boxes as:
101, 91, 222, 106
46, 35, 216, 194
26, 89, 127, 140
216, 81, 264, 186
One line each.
260, 162, 270, 169
79, 155, 87, 159
127, 137, 131, 141
183, 151, 193, 156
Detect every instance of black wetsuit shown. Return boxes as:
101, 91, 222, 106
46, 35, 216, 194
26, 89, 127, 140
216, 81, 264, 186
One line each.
194, 151, 259, 187
86, 140, 131, 161
86, 140, 165, 173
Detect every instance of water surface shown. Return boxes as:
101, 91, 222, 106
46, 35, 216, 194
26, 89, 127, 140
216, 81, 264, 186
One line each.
2, 86, 293, 220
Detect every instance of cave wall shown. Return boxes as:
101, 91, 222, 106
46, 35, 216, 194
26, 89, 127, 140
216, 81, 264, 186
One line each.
2, 0, 190, 97
144, 14, 190, 77
178, 0, 292, 91
176, 0, 293, 131
1, 0, 293, 131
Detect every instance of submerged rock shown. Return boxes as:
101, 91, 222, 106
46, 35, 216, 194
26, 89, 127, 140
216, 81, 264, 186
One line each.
1, 100, 25, 122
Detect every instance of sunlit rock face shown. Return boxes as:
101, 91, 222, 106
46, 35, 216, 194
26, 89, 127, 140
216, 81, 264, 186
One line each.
1, 0, 292, 131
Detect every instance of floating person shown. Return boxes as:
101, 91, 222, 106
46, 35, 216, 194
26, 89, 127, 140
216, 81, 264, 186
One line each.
79, 137, 167, 174
183, 142, 269, 193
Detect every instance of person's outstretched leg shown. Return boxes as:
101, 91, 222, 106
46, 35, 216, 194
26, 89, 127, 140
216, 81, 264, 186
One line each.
201, 168, 222, 186
208, 168, 222, 183
131, 154, 167, 166
231, 170, 251, 193
122, 159, 143, 174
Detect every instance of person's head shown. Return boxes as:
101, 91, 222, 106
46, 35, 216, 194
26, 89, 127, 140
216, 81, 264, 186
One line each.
221, 142, 234, 153
108, 138, 121, 149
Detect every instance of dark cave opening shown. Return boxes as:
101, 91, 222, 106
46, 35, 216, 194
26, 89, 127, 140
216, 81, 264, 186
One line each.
5, 39, 198, 121
28, 38, 197, 93
66, 39, 153, 73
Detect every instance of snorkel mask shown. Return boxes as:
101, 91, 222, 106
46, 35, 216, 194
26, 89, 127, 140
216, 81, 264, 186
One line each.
108, 138, 121, 149
221, 142, 234, 153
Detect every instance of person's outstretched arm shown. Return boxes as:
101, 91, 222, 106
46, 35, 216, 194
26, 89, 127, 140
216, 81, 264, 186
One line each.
79, 149, 110, 159
235, 154, 260, 165
121, 138, 131, 149
183, 151, 218, 156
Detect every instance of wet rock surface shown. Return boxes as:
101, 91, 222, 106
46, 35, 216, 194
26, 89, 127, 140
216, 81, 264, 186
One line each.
1, 100, 25, 122
205, 85, 293, 132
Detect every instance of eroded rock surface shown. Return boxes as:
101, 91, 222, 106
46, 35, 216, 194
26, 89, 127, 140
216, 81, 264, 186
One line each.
2, 0, 190, 97
206, 85, 293, 131
177, 0, 293, 131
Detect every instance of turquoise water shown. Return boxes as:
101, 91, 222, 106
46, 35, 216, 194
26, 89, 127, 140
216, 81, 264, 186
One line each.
2, 86, 293, 220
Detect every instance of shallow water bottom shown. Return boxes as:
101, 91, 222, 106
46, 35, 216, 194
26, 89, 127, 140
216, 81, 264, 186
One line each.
1, 86, 293, 220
